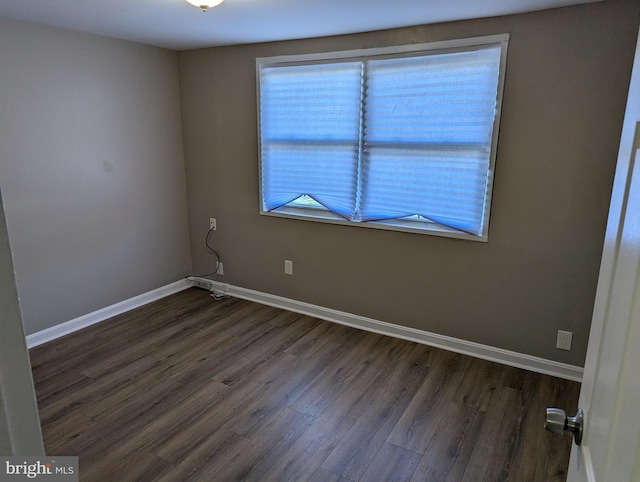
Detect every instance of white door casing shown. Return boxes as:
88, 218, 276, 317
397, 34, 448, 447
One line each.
0, 190, 44, 455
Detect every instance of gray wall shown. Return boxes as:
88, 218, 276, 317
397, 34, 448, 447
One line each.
0, 18, 192, 335
0, 191, 44, 455
178, 0, 640, 366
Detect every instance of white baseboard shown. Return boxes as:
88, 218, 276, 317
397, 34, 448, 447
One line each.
212, 282, 584, 382
26, 279, 191, 349
26, 278, 584, 381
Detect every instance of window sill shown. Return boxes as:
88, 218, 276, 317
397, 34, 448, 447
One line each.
261, 206, 488, 242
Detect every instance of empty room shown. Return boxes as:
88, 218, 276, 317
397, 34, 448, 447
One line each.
1, 0, 639, 480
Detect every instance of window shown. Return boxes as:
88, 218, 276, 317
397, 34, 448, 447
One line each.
256, 35, 508, 241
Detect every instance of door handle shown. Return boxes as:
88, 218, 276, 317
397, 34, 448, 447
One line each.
545, 407, 584, 445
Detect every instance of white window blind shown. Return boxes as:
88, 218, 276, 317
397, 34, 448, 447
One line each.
257, 35, 508, 240
260, 62, 363, 218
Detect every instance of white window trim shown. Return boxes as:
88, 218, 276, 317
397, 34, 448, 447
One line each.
256, 34, 510, 242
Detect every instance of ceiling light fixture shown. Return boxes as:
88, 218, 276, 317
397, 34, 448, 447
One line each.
185, 0, 224, 12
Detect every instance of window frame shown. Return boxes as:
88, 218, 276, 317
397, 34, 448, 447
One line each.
256, 34, 509, 242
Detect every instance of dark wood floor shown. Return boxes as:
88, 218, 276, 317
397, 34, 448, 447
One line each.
30, 288, 580, 481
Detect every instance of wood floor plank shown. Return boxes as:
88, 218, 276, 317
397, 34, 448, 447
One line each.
502, 371, 578, 482
287, 331, 394, 417
208, 312, 314, 385
153, 351, 305, 462
36, 373, 96, 427
387, 350, 474, 454
156, 428, 255, 482
309, 468, 353, 482
236, 407, 317, 480
30, 288, 580, 482
262, 342, 427, 480
52, 395, 171, 469
459, 386, 519, 482
152, 398, 240, 464
82, 449, 173, 482
40, 410, 97, 456
220, 352, 309, 435
320, 339, 432, 480
360, 442, 422, 482
82, 379, 230, 465
284, 319, 346, 359
30, 289, 218, 381
256, 425, 340, 481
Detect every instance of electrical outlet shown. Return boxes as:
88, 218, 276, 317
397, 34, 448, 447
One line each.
216, 261, 224, 275
210, 218, 217, 230
284, 260, 293, 275
556, 330, 573, 351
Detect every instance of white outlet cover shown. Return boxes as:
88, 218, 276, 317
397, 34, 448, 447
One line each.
556, 330, 573, 351
284, 260, 293, 275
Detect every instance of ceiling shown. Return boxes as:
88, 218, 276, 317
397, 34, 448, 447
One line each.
0, 0, 600, 51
